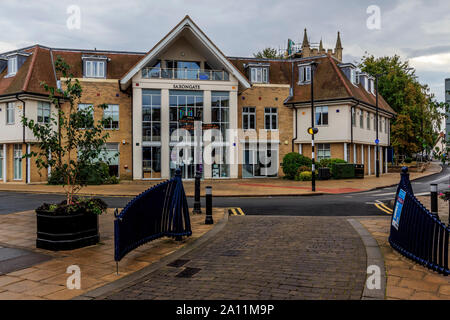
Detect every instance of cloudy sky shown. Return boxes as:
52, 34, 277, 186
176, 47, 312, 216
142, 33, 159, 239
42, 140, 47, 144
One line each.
1, 0, 449, 101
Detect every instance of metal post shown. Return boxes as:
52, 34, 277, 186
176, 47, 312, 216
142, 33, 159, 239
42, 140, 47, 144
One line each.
375, 76, 380, 178
205, 186, 213, 224
311, 63, 316, 192
430, 183, 438, 217
193, 170, 202, 214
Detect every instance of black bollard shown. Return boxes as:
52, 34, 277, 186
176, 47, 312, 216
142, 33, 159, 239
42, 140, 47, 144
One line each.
430, 183, 438, 217
192, 169, 202, 214
205, 186, 213, 225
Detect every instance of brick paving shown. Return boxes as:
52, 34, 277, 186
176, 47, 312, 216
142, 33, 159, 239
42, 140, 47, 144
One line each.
102, 216, 367, 300
359, 217, 450, 300
0, 208, 223, 300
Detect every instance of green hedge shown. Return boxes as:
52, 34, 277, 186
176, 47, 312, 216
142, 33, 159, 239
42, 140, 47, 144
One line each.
331, 163, 355, 179
295, 171, 312, 181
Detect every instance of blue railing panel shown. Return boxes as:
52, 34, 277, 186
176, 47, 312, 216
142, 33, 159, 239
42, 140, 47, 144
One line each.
114, 169, 192, 262
389, 167, 449, 276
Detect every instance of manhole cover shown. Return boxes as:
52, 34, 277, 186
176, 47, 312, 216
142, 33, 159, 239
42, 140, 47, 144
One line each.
176, 267, 201, 278
167, 259, 190, 268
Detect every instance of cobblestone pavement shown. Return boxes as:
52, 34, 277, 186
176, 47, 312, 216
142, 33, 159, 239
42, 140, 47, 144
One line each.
102, 216, 367, 300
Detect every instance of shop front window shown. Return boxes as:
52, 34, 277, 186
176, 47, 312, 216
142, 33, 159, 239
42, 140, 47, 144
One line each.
143, 146, 161, 179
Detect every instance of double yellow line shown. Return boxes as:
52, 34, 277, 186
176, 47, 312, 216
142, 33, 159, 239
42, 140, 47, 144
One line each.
228, 208, 245, 216
374, 201, 393, 215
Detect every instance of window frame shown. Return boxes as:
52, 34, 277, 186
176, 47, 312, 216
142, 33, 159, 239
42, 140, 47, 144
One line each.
103, 104, 119, 130
37, 101, 51, 124
264, 107, 278, 130
7, 57, 17, 76
366, 112, 371, 130
359, 109, 364, 128
315, 106, 329, 126
242, 107, 256, 130
298, 65, 311, 84
84, 60, 106, 78
250, 67, 269, 84
6, 102, 14, 125
13, 144, 22, 180
317, 143, 331, 161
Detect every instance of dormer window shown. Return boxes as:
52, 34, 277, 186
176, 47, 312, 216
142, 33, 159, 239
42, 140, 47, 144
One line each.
338, 63, 358, 86
82, 56, 108, 78
250, 66, 269, 83
7, 57, 17, 76
298, 64, 311, 84
350, 69, 356, 85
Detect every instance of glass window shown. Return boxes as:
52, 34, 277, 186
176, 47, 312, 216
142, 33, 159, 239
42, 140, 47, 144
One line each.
264, 107, 278, 130
366, 112, 371, 130
250, 67, 268, 83
351, 108, 356, 127
317, 143, 331, 161
37, 102, 51, 124
98, 143, 119, 177
6, 102, 14, 124
242, 107, 256, 130
373, 115, 376, 131
14, 144, 22, 180
385, 118, 389, 133
103, 104, 119, 129
299, 65, 311, 84
142, 90, 161, 142
78, 104, 94, 128
359, 109, 364, 128
211, 91, 229, 141
169, 90, 203, 141
315, 106, 328, 126
84, 60, 105, 78
8, 57, 17, 76
143, 146, 161, 179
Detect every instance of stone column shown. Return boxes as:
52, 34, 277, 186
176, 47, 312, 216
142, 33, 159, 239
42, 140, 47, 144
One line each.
161, 89, 170, 179
132, 87, 142, 180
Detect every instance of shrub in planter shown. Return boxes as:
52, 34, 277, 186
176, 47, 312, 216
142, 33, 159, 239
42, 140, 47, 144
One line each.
404, 157, 413, 164
22, 57, 114, 251
331, 163, 355, 179
36, 198, 107, 251
282, 153, 312, 180
318, 158, 347, 169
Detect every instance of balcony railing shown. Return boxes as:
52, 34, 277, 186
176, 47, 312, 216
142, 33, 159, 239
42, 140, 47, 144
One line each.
142, 68, 229, 81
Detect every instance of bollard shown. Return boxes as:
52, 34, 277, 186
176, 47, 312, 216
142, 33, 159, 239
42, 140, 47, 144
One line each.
192, 169, 202, 214
205, 186, 213, 225
430, 183, 438, 217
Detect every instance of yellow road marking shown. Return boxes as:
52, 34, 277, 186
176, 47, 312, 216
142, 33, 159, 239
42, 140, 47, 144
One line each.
374, 203, 392, 215
378, 202, 393, 213
228, 208, 245, 216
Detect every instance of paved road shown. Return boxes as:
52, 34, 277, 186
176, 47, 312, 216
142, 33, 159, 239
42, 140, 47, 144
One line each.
102, 216, 367, 300
0, 164, 445, 216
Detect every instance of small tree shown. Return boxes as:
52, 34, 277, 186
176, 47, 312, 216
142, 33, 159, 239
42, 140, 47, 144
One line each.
22, 57, 112, 205
253, 47, 284, 59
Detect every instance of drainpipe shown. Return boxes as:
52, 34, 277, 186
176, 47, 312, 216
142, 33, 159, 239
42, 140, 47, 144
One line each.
16, 93, 28, 184
287, 61, 296, 152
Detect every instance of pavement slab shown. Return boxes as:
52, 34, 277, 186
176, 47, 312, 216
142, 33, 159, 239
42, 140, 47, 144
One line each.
100, 216, 367, 300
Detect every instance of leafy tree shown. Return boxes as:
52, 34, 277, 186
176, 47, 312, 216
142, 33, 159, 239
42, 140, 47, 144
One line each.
253, 47, 284, 59
22, 57, 114, 204
359, 54, 445, 159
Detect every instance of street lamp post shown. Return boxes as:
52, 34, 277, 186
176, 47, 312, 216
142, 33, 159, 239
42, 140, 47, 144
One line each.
310, 62, 318, 191
375, 72, 387, 178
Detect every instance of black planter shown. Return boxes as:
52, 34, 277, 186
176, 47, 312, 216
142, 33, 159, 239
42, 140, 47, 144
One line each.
36, 209, 100, 251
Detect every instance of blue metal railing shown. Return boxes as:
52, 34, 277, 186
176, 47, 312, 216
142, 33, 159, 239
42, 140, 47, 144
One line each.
389, 167, 449, 276
114, 169, 192, 262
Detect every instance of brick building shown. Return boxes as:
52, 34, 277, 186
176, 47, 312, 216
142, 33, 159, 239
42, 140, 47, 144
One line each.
0, 16, 395, 183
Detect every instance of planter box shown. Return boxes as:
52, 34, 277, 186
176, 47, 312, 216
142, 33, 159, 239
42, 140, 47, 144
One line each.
36, 209, 99, 251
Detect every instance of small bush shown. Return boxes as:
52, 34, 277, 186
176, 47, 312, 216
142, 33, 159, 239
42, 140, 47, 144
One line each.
282, 153, 312, 180
298, 165, 311, 173
296, 171, 312, 181
48, 162, 117, 185
404, 157, 412, 164
318, 158, 347, 169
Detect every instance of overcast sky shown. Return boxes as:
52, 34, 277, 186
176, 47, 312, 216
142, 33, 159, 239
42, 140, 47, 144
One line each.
1, 0, 449, 101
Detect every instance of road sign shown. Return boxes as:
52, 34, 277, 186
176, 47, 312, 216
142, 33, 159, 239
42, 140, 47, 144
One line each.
375, 139, 379, 144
